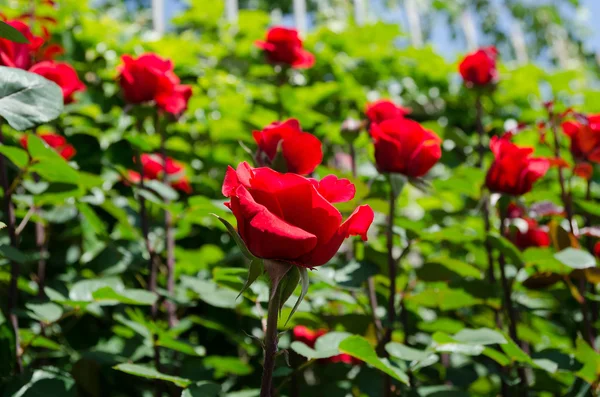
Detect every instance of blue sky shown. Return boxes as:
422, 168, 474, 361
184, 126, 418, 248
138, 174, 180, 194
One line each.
161, 0, 600, 59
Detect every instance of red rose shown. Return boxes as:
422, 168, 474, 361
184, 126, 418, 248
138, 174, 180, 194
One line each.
458, 46, 498, 87
222, 162, 374, 267
118, 53, 191, 115
293, 326, 326, 347
508, 218, 550, 250
369, 118, 442, 177
255, 27, 314, 69
20, 133, 76, 160
253, 119, 323, 175
29, 61, 86, 104
594, 242, 600, 258
485, 135, 550, 196
561, 115, 600, 164
128, 154, 192, 193
365, 100, 411, 124
0, 20, 44, 69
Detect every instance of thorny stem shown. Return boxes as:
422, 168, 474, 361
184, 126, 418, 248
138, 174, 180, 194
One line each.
0, 121, 23, 373
158, 115, 177, 328
349, 142, 383, 339
549, 112, 595, 348
133, 121, 161, 396
260, 284, 282, 397
498, 207, 528, 394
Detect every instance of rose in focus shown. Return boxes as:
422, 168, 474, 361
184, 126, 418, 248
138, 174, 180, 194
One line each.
222, 162, 374, 267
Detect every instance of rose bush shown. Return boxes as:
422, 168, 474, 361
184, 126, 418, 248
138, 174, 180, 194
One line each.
0, 1, 599, 397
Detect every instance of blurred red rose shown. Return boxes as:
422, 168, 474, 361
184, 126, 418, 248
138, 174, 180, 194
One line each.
561, 115, 600, 164
20, 133, 76, 160
370, 118, 442, 177
365, 100, 411, 124
253, 119, 323, 175
0, 20, 44, 69
29, 61, 86, 104
459, 46, 498, 87
595, 242, 600, 258
255, 26, 314, 69
508, 218, 550, 250
292, 326, 360, 365
222, 162, 374, 267
485, 135, 550, 196
129, 153, 191, 193
118, 53, 191, 115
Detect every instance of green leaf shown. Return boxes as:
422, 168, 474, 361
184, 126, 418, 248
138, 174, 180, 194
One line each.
182, 382, 221, 397
69, 277, 124, 302
0, 245, 29, 264
0, 146, 29, 168
203, 356, 253, 378
0, 66, 63, 130
574, 338, 600, 384
574, 199, 600, 217
339, 335, 409, 385
237, 258, 264, 299
487, 232, 523, 266
432, 332, 486, 356
279, 266, 300, 311
26, 134, 79, 184
25, 302, 63, 323
91, 286, 158, 306
182, 277, 238, 308
386, 342, 432, 361
291, 332, 351, 360
500, 337, 532, 364
211, 214, 255, 260
0, 21, 29, 43
157, 333, 206, 357
113, 363, 192, 387
554, 248, 597, 270
283, 266, 309, 325
453, 328, 507, 345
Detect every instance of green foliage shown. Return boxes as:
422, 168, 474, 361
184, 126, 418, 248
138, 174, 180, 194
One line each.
1, 0, 600, 396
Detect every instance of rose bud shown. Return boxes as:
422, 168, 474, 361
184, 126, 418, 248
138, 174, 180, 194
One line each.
29, 61, 86, 104
222, 162, 374, 268
485, 135, 550, 196
369, 118, 442, 178
254, 26, 315, 69
458, 46, 498, 87
253, 119, 323, 175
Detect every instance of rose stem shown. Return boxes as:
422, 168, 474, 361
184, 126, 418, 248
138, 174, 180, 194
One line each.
158, 114, 177, 328
0, 121, 23, 374
349, 142, 383, 339
260, 284, 282, 397
497, 205, 528, 393
276, 68, 286, 120
475, 94, 502, 327
585, 179, 598, 337
34, 174, 48, 299
382, 177, 397, 397
476, 95, 508, 395
133, 119, 162, 396
549, 112, 595, 348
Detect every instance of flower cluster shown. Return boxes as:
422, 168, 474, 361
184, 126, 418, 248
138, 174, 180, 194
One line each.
128, 154, 192, 194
